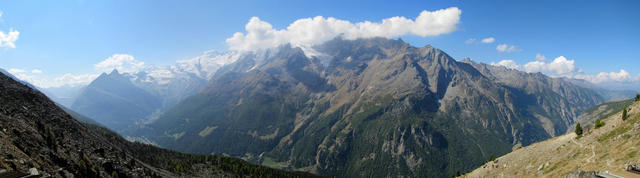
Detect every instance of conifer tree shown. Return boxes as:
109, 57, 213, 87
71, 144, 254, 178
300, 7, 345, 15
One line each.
575, 123, 583, 136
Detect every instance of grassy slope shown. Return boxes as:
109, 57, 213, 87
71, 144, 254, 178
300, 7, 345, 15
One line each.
567, 99, 634, 133
464, 100, 640, 177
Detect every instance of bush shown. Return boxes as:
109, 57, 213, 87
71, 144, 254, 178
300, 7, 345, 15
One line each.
623, 108, 628, 121
635, 94, 640, 101
595, 119, 605, 128
489, 155, 495, 162
575, 123, 583, 136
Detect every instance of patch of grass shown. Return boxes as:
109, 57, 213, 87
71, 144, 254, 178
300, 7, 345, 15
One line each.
628, 151, 638, 159
597, 115, 639, 142
599, 152, 609, 159
262, 157, 286, 169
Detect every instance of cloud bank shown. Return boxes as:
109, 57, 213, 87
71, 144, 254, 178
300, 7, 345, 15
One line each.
490, 54, 640, 87
226, 7, 461, 51
574, 70, 640, 84
7, 68, 99, 88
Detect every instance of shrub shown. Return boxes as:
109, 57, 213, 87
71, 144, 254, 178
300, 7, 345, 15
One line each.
635, 94, 640, 101
595, 119, 605, 128
623, 108, 628, 121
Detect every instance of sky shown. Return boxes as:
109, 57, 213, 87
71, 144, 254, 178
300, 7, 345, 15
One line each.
0, 0, 639, 89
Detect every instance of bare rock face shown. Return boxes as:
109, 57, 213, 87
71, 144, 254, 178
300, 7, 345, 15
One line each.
139, 37, 605, 177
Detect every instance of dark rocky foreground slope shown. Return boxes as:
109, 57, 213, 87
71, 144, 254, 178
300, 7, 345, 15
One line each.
137, 37, 605, 177
0, 72, 322, 177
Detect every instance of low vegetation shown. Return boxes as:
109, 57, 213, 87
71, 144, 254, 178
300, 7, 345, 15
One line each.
594, 119, 605, 128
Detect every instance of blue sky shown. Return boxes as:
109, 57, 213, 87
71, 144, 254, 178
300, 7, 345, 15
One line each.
0, 0, 639, 88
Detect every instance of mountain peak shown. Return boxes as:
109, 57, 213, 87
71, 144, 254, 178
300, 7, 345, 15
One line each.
109, 69, 120, 76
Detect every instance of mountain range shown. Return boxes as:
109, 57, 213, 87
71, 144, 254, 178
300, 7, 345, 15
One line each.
21, 37, 636, 177
122, 37, 625, 177
68, 50, 241, 132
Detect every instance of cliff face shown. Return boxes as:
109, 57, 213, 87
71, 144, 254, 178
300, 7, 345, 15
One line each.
141, 37, 604, 177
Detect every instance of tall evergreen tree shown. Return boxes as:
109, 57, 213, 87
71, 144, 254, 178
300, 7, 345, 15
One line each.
575, 123, 583, 136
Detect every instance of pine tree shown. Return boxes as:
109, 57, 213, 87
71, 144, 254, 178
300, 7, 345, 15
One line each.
622, 108, 628, 121
575, 123, 583, 136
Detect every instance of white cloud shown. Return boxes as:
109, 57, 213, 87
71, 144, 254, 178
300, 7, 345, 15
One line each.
481, 37, 495, 43
94, 54, 146, 73
11, 72, 99, 88
496, 44, 521, 53
8, 68, 25, 74
465, 38, 476, 44
535, 53, 547, 61
0, 29, 19, 48
31, 69, 42, 74
574, 69, 640, 84
524, 56, 577, 76
491, 60, 520, 70
487, 54, 639, 87
49, 73, 100, 88
226, 7, 462, 51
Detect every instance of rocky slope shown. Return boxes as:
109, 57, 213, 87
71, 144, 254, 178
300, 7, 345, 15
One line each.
0, 71, 322, 177
464, 99, 640, 177
137, 37, 605, 177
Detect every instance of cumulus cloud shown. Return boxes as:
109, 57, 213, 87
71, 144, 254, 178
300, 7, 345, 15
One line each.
574, 69, 640, 84
524, 56, 577, 76
465, 38, 476, 44
31, 69, 42, 74
0, 29, 19, 48
487, 54, 640, 86
94, 54, 146, 73
226, 7, 462, 51
481, 37, 495, 43
491, 60, 520, 70
496, 44, 521, 53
